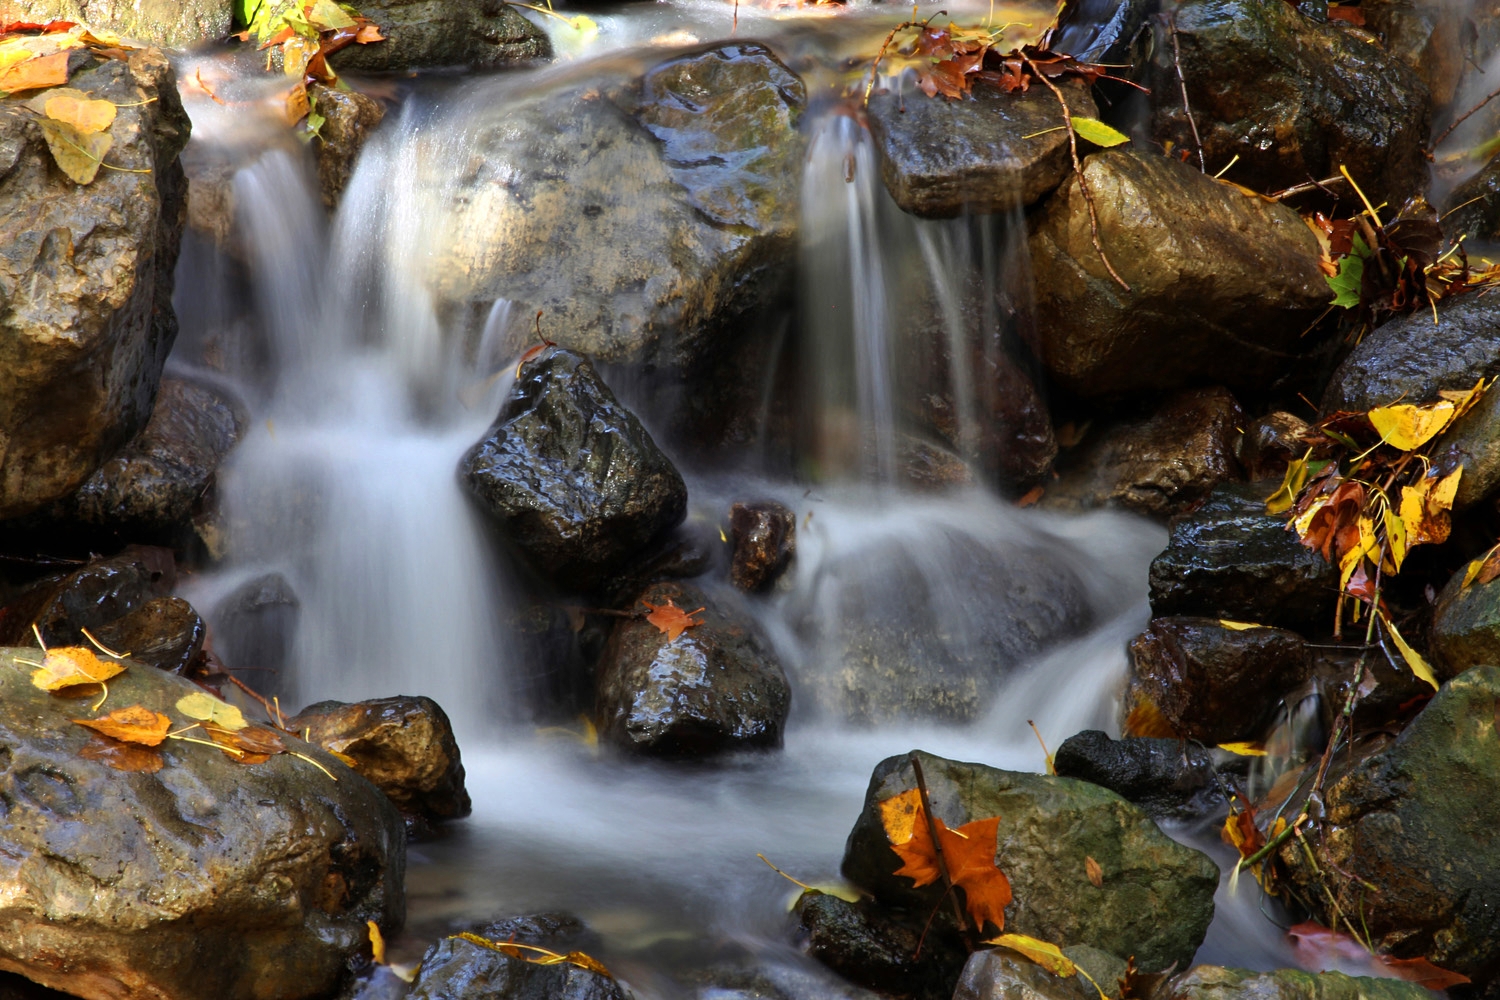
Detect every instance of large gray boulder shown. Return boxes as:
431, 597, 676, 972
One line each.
1430, 563, 1500, 681
0, 648, 405, 1000
0, 1, 232, 48
327, 0, 549, 71
0, 48, 189, 520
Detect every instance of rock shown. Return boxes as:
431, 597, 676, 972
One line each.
865, 79, 1096, 218
0, 971, 75, 999
89, 596, 204, 675
1148, 481, 1338, 628
952, 946, 1120, 1000
461, 350, 688, 593
0, 648, 405, 1000
842, 751, 1219, 971
1429, 563, 1500, 681
209, 571, 300, 676
327, 0, 550, 71
1148, 0, 1430, 207
1430, 366, 1500, 510
898, 434, 977, 492
0, 546, 176, 648
1026, 149, 1329, 398
409, 934, 628, 1000
0, 48, 190, 520
461, 913, 599, 955
1363, 0, 1494, 112
1162, 965, 1432, 1000
795, 893, 967, 1000
595, 581, 790, 756
1443, 153, 1500, 243
1124, 617, 1311, 743
288, 696, 471, 827
1237, 412, 1310, 482
0, 0, 232, 48
1053, 730, 1227, 822
729, 501, 795, 593
1043, 388, 1244, 518
1048, 0, 1152, 65
1321, 295, 1500, 414
1276, 673, 1500, 980
310, 84, 385, 210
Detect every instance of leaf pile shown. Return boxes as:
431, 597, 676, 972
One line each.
233, 0, 385, 128
872, 19, 1113, 105
878, 787, 1013, 933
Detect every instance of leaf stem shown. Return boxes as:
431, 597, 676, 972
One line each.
909, 753, 978, 948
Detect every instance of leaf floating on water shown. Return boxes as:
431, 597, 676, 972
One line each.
79, 733, 164, 773
883, 793, 1012, 933
984, 934, 1076, 977
1070, 116, 1129, 148
72, 704, 171, 746
36, 116, 112, 184
176, 691, 249, 731
1288, 922, 1470, 989
1381, 956, 1472, 991
643, 598, 704, 642
30, 646, 126, 691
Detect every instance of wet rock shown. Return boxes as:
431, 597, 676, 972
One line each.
1162, 965, 1432, 1000
3, 0, 232, 48
310, 83, 385, 210
1363, 0, 1495, 112
795, 893, 967, 1000
462, 350, 688, 593
1276, 666, 1500, 984
89, 596, 204, 675
1043, 388, 1244, 518
1321, 295, 1500, 414
1429, 363, 1500, 510
1048, 0, 1152, 65
0, 647, 405, 1000
595, 581, 789, 756
1429, 563, 1500, 682
462, 913, 600, 955
866, 79, 1096, 218
953, 946, 1124, 1000
898, 434, 977, 492
1148, 0, 1430, 207
1124, 617, 1311, 743
1053, 730, 1226, 822
410, 934, 628, 1000
729, 501, 795, 593
0, 49, 190, 520
0, 546, 175, 648
1026, 149, 1329, 398
1148, 481, 1338, 628
843, 751, 1219, 971
1237, 412, 1310, 482
1443, 154, 1500, 243
210, 571, 300, 676
327, 0, 550, 71
288, 695, 471, 826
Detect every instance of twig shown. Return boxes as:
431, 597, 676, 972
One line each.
1431, 82, 1500, 151
1268, 174, 1349, 202
225, 672, 279, 722
862, 16, 939, 107
909, 754, 978, 948
1167, 14, 1204, 173
1023, 53, 1130, 292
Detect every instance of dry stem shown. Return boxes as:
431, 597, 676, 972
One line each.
910, 754, 978, 948
1167, 15, 1204, 173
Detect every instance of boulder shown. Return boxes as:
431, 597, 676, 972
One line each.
309, 83, 385, 209
953, 946, 1127, 1000
409, 935, 627, 1000
327, 0, 550, 71
1053, 730, 1227, 822
0, 546, 176, 648
209, 571, 300, 676
1026, 149, 1329, 398
795, 893, 967, 1000
842, 751, 1219, 971
1124, 617, 1311, 743
1148, 481, 1338, 628
0, 648, 405, 1000
898, 434, 977, 491
1276, 666, 1500, 983
1321, 294, 1500, 414
1430, 563, 1500, 681
728, 501, 795, 593
1443, 154, 1500, 243
1430, 367, 1500, 509
1162, 966, 1432, 1000
866, 79, 1096, 218
0, 0, 232, 48
0, 48, 190, 520
1047, 0, 1153, 65
460, 913, 599, 955
1236, 413, 1310, 482
1148, 0, 1430, 207
89, 596, 204, 675
1043, 388, 1244, 518
288, 695, 471, 826
1363, 0, 1495, 112
595, 581, 790, 756
462, 349, 688, 593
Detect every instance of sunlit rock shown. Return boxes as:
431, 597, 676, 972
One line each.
327, 0, 551, 71
0, 1, 232, 48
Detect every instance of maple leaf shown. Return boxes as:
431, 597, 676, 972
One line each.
880, 788, 1012, 933
72, 704, 171, 746
29, 646, 126, 691
642, 598, 704, 642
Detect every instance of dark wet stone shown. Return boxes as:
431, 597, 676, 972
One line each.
1237, 412, 1311, 482
866, 79, 1096, 218
462, 913, 600, 955
729, 501, 795, 593
462, 350, 688, 593
1444, 154, 1500, 244
897, 434, 977, 492
410, 935, 628, 1000
1053, 730, 1226, 822
1027, 149, 1329, 398
0, 546, 176, 648
1429, 358, 1500, 510
90, 596, 204, 676
1430, 562, 1500, 682
795, 893, 966, 1000
1364, 0, 1500, 113
1044, 388, 1244, 518
1149, 481, 1338, 627
0, 648, 404, 1000
1276, 666, 1500, 985
1124, 617, 1311, 743
1148, 0, 1430, 207
1311, 643, 1431, 732
842, 751, 1218, 971
210, 572, 300, 676
288, 695, 471, 826
595, 581, 790, 756
954, 947, 1125, 1000
328, 0, 550, 71
1048, 0, 1154, 65
310, 84, 385, 210
1163, 966, 1432, 1000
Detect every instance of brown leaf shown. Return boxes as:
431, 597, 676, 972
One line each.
643, 598, 704, 642
202, 723, 276, 764
1382, 956, 1471, 990
79, 733, 164, 773
72, 704, 171, 746
354, 23, 385, 43
1084, 856, 1103, 887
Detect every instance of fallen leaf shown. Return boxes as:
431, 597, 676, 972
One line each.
1368, 401, 1456, 451
1123, 693, 1179, 738
1217, 742, 1268, 756
886, 795, 1012, 933
176, 691, 249, 731
1382, 955, 1472, 990
1288, 923, 1470, 989
1217, 620, 1263, 631
202, 723, 273, 764
30, 646, 126, 691
1265, 455, 1309, 515
1084, 856, 1103, 887
41, 87, 115, 132
452, 933, 612, 977
1380, 612, 1439, 691
79, 733, 164, 772
642, 598, 704, 642
72, 704, 171, 746
306, 0, 356, 29
0, 48, 69, 92
36, 116, 112, 184
368, 921, 387, 964
1015, 485, 1044, 507
354, 23, 385, 43
878, 787, 922, 845
1399, 467, 1462, 549
1070, 116, 1129, 147
985, 933, 1076, 976
283, 80, 309, 125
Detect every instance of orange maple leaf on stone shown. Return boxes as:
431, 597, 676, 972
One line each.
882, 788, 1013, 933
643, 598, 704, 642
71, 704, 171, 746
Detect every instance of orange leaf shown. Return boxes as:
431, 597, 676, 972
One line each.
887, 796, 1012, 933
643, 598, 704, 642
30, 646, 126, 691
1123, 693, 1179, 738
72, 705, 171, 746
79, 733, 163, 773
1381, 956, 1471, 990
354, 23, 384, 43
0, 49, 69, 92
1084, 856, 1103, 887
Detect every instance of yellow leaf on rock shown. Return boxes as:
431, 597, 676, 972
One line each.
1380, 612, 1439, 690
1399, 467, 1462, 549
984, 934, 1077, 977
878, 787, 922, 846
1218, 620, 1263, 631
1368, 401, 1456, 451
1218, 742, 1268, 756
307, 0, 356, 29
31, 646, 126, 691
1265, 456, 1310, 515
176, 691, 249, 731
36, 116, 112, 184
72, 704, 171, 746
1070, 116, 1129, 148
1084, 856, 1103, 887
368, 921, 386, 964
43, 88, 116, 133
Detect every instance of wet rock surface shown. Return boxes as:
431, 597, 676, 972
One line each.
1149, 481, 1338, 628
0, 49, 189, 520
89, 596, 204, 675
795, 893, 966, 1000
1429, 565, 1500, 681
729, 501, 796, 593
0, 546, 175, 648
1125, 617, 1311, 743
1162, 966, 1432, 1000
1044, 388, 1244, 518
1027, 149, 1329, 398
1236, 412, 1311, 482
327, 0, 551, 71
0, 648, 405, 1000
1444, 155, 1500, 243
310, 84, 386, 209
953, 946, 1124, 1000
842, 751, 1219, 971
288, 695, 471, 826
209, 571, 300, 676
462, 350, 687, 593
1053, 730, 1227, 822
2, 0, 232, 48
1149, 0, 1430, 206
596, 581, 790, 756
866, 79, 1095, 218
1429, 368, 1500, 509
409, 934, 629, 1000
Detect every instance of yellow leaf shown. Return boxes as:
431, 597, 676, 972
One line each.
878, 787, 922, 846
1265, 456, 1309, 515
1218, 742, 1268, 756
368, 921, 386, 964
175, 692, 249, 731
567, 13, 598, 42
1383, 504, 1407, 573
984, 934, 1077, 977
1071, 117, 1130, 148
1464, 557, 1486, 589
1218, 620, 1263, 631
1291, 493, 1329, 541
1381, 613, 1439, 691
1368, 401, 1456, 451
307, 0, 356, 29
1399, 467, 1463, 549
0, 49, 71, 94
30, 646, 126, 691
36, 117, 113, 184
1438, 377, 1489, 421
43, 88, 116, 133
1338, 515, 1379, 589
